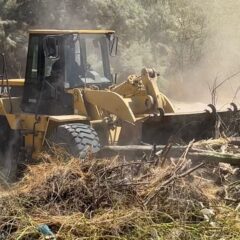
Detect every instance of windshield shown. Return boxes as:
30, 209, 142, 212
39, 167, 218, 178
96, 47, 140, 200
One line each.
65, 34, 112, 88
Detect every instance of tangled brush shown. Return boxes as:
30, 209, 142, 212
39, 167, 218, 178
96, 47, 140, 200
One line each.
0, 147, 214, 239
2, 142, 240, 239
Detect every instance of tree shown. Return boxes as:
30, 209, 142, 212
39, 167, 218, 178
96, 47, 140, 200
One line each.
0, 0, 207, 81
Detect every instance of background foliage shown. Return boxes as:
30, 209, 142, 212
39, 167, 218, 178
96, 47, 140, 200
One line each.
0, 0, 206, 81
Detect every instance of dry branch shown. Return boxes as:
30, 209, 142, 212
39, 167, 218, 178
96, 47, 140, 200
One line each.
229, 137, 240, 146
144, 162, 204, 205
0, 145, 236, 239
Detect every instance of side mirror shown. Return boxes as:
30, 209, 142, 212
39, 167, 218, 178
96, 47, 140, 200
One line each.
43, 36, 59, 59
109, 34, 118, 57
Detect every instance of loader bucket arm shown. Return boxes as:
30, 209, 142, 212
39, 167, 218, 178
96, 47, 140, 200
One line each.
111, 68, 175, 118
83, 89, 136, 123
141, 68, 174, 113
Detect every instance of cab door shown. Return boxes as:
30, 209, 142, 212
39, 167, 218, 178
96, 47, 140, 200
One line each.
21, 34, 73, 115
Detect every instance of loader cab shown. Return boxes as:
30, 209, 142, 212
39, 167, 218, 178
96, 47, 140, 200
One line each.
21, 30, 116, 115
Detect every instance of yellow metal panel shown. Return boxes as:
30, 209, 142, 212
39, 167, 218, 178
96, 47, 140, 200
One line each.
67, 89, 88, 116
0, 97, 22, 115
5, 114, 48, 131
29, 29, 115, 35
5, 114, 49, 153
0, 99, 5, 115
49, 115, 87, 122
112, 75, 145, 97
84, 89, 136, 123
1, 97, 22, 113
1, 79, 25, 86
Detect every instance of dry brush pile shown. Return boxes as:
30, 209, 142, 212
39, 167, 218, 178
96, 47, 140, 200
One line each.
0, 141, 240, 239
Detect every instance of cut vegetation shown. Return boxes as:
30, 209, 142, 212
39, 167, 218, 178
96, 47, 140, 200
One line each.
1, 139, 240, 239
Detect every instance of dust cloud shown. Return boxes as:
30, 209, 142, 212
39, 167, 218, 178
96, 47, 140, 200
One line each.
31, 1, 240, 111
168, 1, 240, 111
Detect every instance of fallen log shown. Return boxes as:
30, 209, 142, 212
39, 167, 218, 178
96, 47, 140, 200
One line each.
101, 145, 185, 153
188, 150, 240, 165
100, 145, 240, 166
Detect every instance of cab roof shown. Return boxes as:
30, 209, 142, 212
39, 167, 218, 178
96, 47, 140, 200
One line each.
29, 29, 115, 35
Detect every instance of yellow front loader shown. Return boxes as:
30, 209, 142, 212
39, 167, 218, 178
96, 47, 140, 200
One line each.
0, 30, 239, 181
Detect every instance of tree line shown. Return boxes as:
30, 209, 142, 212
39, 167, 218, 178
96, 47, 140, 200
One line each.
0, 0, 206, 82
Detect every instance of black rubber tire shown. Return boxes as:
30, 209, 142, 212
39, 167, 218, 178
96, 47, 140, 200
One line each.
0, 117, 20, 182
50, 123, 101, 158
